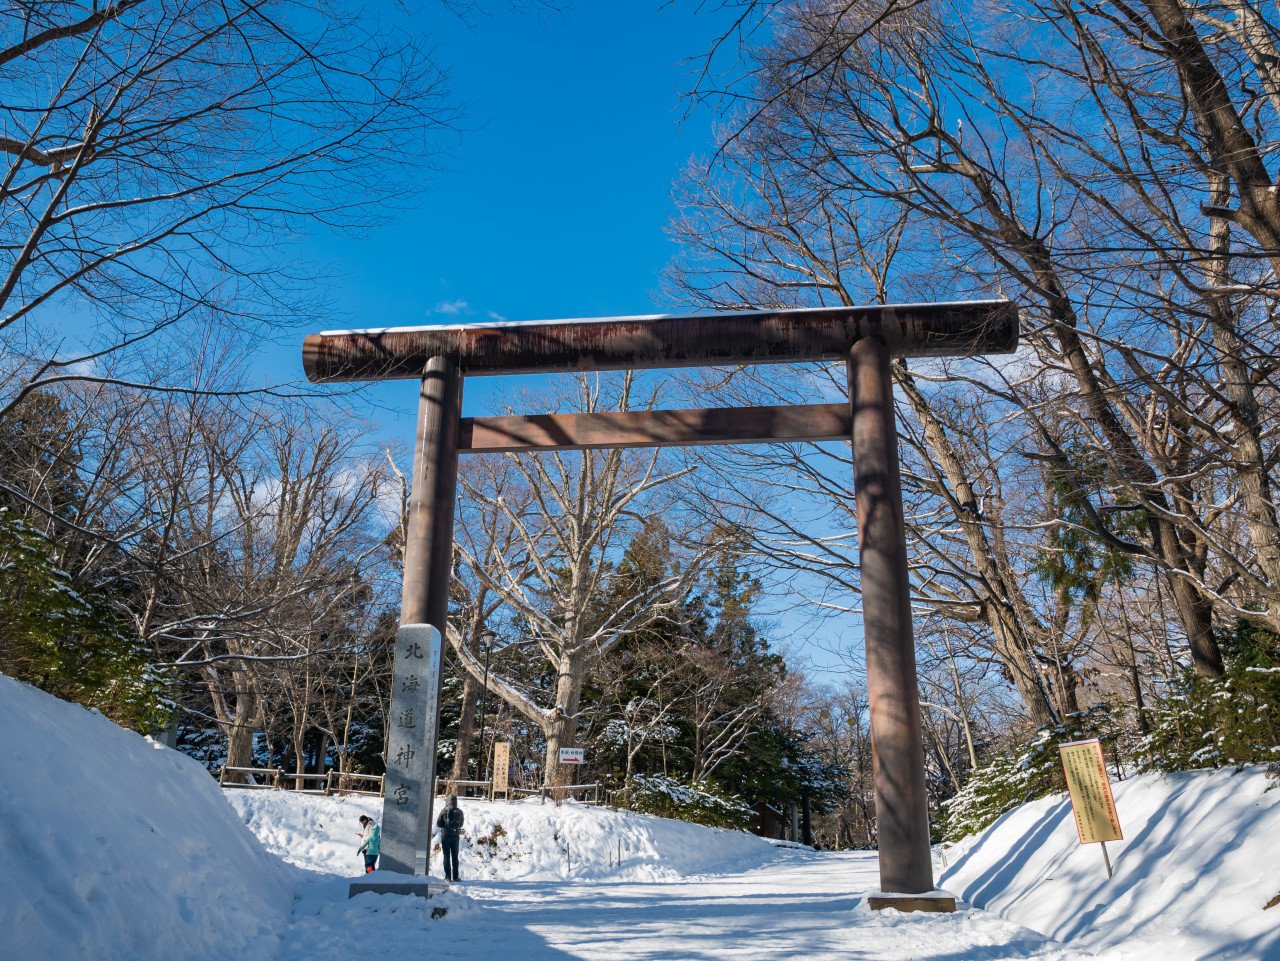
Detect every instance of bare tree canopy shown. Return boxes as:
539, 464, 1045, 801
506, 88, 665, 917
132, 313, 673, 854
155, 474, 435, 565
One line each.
0, 0, 455, 416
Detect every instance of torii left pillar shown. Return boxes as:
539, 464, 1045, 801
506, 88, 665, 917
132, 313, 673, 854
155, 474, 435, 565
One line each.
352, 355, 461, 896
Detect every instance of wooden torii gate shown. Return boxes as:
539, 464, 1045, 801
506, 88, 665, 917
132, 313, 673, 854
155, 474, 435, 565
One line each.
303, 299, 1018, 905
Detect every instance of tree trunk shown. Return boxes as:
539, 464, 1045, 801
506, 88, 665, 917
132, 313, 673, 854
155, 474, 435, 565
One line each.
316, 731, 330, 774
1166, 567, 1221, 676
1202, 173, 1280, 633
226, 678, 260, 772
543, 655, 586, 788
292, 728, 307, 779
988, 611, 1059, 727
1139, 0, 1280, 280
339, 700, 355, 774
450, 675, 479, 783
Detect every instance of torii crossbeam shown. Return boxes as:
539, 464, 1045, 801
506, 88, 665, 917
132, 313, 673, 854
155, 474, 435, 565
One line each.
302, 300, 1018, 905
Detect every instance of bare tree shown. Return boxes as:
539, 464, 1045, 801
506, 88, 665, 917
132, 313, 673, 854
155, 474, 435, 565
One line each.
670, 1, 1280, 720
447, 374, 713, 786
140, 397, 394, 769
0, 0, 453, 416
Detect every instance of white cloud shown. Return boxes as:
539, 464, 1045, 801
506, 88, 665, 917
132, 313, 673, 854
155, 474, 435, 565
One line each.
487, 310, 507, 322
432, 299, 471, 316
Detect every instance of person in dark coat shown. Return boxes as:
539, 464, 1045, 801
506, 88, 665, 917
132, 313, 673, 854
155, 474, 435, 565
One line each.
436, 795, 464, 882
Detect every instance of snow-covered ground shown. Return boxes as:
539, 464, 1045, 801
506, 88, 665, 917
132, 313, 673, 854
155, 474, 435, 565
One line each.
942, 766, 1280, 961
229, 789, 1085, 960
6, 670, 1280, 961
0, 674, 293, 961
227, 790, 777, 882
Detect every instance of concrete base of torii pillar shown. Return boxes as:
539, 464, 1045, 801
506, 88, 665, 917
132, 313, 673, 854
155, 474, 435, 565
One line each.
867, 890, 958, 913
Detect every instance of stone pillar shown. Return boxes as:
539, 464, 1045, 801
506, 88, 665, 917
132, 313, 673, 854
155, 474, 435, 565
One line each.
379, 624, 443, 874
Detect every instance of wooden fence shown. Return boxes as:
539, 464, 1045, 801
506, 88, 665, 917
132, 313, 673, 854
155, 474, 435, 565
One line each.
218, 767, 603, 806
218, 766, 384, 797
528, 782, 603, 805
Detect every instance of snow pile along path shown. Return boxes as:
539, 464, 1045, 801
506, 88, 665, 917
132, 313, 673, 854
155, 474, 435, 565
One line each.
0, 674, 293, 961
942, 765, 1280, 961
228, 790, 778, 881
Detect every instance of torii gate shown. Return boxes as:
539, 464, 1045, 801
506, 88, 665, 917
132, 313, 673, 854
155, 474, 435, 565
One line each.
302, 299, 1017, 907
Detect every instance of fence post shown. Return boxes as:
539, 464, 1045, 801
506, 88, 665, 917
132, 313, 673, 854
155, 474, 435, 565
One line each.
218, 765, 227, 788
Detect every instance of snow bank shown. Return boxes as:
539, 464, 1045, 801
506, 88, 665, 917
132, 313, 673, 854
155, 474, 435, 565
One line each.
941, 766, 1280, 961
0, 675, 293, 961
228, 790, 778, 882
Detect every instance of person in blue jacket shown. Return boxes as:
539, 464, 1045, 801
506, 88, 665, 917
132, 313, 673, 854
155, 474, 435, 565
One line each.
357, 815, 380, 873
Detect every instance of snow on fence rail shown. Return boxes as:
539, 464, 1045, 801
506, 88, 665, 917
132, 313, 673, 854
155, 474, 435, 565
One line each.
536, 782, 603, 805
330, 772, 384, 797
441, 777, 492, 799
218, 765, 282, 789
279, 772, 328, 795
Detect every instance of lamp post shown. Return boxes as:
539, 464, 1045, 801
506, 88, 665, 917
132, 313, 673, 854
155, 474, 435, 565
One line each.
780, 756, 794, 842
477, 631, 495, 784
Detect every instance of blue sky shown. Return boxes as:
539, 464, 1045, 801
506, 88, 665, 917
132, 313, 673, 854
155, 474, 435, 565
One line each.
271, 3, 858, 678
280, 2, 726, 424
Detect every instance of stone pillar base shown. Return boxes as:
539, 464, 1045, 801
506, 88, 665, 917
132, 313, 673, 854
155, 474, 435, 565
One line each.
348, 871, 450, 899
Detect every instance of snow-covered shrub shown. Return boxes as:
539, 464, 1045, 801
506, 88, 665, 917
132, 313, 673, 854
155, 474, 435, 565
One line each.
941, 706, 1117, 842
1136, 622, 1280, 772
614, 774, 752, 830
473, 823, 507, 851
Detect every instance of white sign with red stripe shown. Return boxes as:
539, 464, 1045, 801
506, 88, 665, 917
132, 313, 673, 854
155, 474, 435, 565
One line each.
558, 747, 585, 765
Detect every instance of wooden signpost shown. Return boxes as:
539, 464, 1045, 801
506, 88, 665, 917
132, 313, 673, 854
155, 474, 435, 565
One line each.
490, 742, 510, 800
1059, 739, 1124, 878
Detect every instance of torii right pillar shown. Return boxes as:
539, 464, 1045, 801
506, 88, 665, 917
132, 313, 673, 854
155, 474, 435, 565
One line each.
849, 333, 954, 912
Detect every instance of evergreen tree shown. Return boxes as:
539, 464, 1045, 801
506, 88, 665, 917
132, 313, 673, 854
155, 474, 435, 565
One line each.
0, 510, 166, 729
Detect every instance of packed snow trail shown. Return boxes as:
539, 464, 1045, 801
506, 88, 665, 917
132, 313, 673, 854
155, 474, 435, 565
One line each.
278, 846, 1092, 961
234, 791, 1088, 959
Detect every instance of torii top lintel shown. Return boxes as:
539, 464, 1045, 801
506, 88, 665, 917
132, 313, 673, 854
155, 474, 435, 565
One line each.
302, 299, 1018, 383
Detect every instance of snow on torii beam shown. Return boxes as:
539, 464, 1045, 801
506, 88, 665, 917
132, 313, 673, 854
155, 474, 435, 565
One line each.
302, 299, 1018, 382
304, 299, 1018, 905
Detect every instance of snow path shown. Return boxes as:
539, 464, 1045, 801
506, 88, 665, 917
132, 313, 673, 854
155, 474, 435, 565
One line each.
280, 850, 1101, 961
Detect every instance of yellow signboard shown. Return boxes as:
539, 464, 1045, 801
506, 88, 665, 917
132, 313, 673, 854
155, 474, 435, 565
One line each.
1059, 739, 1123, 845
491, 741, 510, 797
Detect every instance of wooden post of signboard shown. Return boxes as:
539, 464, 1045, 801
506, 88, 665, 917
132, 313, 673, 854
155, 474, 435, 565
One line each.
490, 742, 510, 801
1059, 739, 1124, 880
